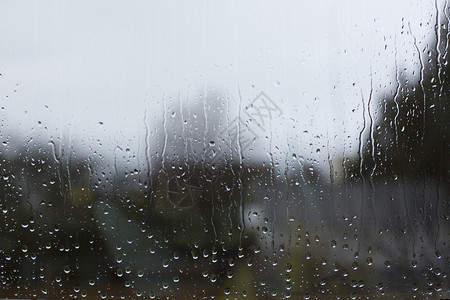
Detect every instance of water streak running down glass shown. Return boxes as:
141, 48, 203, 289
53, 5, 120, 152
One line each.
0, 1, 449, 298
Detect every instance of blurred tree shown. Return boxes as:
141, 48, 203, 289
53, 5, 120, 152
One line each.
346, 20, 449, 184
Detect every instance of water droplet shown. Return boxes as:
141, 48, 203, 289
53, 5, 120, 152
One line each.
138, 270, 144, 277
286, 263, 292, 272
117, 268, 123, 277
63, 265, 71, 274
384, 261, 391, 268
163, 259, 169, 268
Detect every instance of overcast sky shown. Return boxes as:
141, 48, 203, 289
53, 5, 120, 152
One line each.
0, 0, 444, 175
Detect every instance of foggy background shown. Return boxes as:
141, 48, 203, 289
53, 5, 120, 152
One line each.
0, 0, 448, 299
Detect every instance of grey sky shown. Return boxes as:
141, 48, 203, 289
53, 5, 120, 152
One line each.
0, 0, 443, 175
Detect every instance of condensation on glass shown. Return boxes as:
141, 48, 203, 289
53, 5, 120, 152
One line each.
0, 1, 449, 299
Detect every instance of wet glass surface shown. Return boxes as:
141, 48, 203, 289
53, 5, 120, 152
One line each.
0, 1, 449, 299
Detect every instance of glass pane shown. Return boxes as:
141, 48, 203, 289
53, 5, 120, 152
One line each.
0, 1, 448, 298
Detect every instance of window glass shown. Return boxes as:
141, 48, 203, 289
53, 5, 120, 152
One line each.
0, 1, 448, 298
